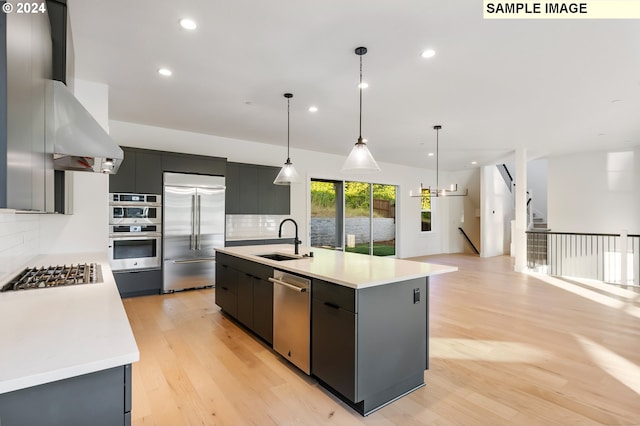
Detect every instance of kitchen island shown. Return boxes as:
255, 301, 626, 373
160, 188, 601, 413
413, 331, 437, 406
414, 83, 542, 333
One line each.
0, 252, 139, 426
215, 244, 456, 415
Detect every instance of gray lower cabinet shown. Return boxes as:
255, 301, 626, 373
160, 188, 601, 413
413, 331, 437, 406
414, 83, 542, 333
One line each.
214, 253, 273, 344
113, 269, 162, 298
215, 259, 238, 318
251, 275, 273, 344
311, 282, 357, 400
0, 364, 132, 426
311, 277, 428, 415
236, 271, 254, 327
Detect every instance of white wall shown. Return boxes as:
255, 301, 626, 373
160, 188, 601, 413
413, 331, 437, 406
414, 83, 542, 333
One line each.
548, 147, 640, 234
109, 120, 475, 258
527, 158, 548, 222
480, 165, 513, 257
40, 79, 111, 254
449, 168, 481, 254
0, 211, 39, 282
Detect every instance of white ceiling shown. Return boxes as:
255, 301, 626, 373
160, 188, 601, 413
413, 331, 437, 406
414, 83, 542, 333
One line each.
68, 0, 640, 171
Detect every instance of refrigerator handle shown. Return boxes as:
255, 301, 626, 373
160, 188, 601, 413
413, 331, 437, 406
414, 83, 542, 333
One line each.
196, 194, 202, 250
190, 194, 196, 250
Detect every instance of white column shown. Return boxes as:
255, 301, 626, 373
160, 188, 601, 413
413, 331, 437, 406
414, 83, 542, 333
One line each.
514, 148, 528, 272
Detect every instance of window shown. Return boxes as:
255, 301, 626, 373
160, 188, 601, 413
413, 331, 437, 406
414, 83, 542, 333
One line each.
421, 187, 431, 232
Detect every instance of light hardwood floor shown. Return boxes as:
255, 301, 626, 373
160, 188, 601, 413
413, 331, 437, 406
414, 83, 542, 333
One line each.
123, 254, 640, 425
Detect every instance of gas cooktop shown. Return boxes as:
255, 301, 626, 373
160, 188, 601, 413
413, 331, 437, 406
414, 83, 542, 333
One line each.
1, 263, 102, 292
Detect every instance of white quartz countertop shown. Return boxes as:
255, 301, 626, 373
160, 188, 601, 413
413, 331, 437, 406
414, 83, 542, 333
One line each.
216, 244, 457, 289
0, 252, 139, 394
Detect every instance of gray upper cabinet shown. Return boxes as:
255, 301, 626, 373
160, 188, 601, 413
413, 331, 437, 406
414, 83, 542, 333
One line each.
109, 147, 163, 195
109, 148, 136, 193
109, 147, 225, 194
135, 151, 162, 194
258, 166, 290, 214
226, 162, 290, 215
162, 152, 226, 176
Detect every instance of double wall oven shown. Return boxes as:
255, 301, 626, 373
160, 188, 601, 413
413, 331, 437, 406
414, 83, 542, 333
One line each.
108, 193, 162, 271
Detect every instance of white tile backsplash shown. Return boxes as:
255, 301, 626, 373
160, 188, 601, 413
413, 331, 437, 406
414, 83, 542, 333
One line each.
0, 210, 40, 283
226, 215, 295, 241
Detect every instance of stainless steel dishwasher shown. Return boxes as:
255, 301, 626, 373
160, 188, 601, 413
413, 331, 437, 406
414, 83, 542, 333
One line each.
269, 270, 311, 374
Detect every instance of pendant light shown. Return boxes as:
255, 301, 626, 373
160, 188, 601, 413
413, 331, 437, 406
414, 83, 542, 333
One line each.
274, 93, 300, 185
342, 47, 380, 173
430, 125, 467, 197
410, 125, 467, 197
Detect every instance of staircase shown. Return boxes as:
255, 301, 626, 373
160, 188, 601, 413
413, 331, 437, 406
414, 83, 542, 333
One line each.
531, 212, 548, 230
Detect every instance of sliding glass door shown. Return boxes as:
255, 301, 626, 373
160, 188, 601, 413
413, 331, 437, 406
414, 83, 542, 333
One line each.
345, 182, 371, 254
310, 180, 343, 250
310, 179, 396, 256
372, 184, 396, 256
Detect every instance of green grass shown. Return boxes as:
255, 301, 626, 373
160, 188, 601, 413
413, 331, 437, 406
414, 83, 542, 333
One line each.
346, 243, 396, 256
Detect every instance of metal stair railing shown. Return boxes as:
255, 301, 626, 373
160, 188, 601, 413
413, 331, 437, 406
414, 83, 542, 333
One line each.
526, 230, 640, 286
458, 227, 480, 255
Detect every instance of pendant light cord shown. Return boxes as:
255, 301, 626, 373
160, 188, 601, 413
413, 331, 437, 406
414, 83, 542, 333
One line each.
436, 126, 439, 192
359, 54, 363, 141
287, 97, 291, 160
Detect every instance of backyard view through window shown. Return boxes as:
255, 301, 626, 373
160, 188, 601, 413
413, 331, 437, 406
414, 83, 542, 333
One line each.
310, 179, 396, 256
421, 187, 431, 232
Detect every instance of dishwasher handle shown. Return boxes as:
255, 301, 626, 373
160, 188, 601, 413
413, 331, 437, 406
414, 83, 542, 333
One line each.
269, 277, 307, 293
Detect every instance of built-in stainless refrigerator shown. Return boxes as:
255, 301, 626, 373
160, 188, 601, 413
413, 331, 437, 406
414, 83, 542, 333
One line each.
163, 172, 225, 292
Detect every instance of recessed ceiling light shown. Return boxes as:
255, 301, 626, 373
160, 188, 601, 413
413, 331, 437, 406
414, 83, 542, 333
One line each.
421, 49, 436, 58
358, 82, 369, 89
158, 68, 172, 76
428, 152, 434, 157
471, 161, 477, 165
179, 18, 197, 30
308, 106, 318, 112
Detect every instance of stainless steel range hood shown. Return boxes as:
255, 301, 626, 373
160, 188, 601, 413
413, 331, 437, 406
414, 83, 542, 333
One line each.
48, 80, 123, 174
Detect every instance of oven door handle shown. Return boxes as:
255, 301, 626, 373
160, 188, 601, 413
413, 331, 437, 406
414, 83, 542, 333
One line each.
109, 235, 161, 241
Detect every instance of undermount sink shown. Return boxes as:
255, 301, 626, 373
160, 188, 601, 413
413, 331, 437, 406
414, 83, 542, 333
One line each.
256, 253, 301, 261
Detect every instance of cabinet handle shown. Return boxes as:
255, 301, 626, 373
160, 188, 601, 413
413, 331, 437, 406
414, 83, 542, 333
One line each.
221, 286, 228, 291
324, 301, 340, 310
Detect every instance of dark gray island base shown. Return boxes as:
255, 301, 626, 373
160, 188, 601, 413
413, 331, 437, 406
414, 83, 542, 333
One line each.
215, 250, 431, 416
312, 276, 428, 415
0, 365, 132, 426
